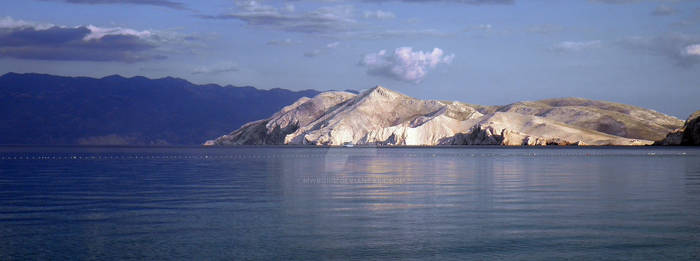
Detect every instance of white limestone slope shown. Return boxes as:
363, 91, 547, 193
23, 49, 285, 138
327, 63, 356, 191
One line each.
449, 112, 652, 146
206, 86, 680, 146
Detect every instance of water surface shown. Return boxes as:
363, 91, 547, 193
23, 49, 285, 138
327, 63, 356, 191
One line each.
1, 146, 699, 260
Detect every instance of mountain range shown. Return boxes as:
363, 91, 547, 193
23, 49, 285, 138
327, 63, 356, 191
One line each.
207, 86, 692, 146
0, 73, 320, 145
2, 73, 696, 146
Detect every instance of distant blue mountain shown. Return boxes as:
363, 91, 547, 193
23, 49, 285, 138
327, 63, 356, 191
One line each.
0, 73, 321, 145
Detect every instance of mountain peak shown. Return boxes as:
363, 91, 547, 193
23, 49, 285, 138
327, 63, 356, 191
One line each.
1, 72, 21, 78
102, 74, 126, 80
362, 85, 407, 101
369, 85, 391, 93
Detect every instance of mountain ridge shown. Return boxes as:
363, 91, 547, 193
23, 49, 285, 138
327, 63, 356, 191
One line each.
207, 86, 684, 146
0, 72, 322, 145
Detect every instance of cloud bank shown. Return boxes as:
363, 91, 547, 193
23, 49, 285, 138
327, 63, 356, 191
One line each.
266, 38, 301, 45
201, 1, 356, 34
651, 5, 675, 16
588, 0, 641, 4
38, 0, 187, 10
360, 47, 454, 83
550, 40, 602, 53
684, 44, 700, 56
361, 0, 513, 4
363, 10, 396, 20
0, 17, 164, 62
192, 62, 239, 75
304, 41, 340, 58
620, 33, 700, 67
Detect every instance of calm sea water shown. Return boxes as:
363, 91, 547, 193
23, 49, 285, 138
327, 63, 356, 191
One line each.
1, 146, 699, 260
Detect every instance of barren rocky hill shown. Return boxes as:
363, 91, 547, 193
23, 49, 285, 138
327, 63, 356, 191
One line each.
206, 86, 684, 146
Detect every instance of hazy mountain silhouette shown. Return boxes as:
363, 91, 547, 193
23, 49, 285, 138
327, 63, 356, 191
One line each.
0, 73, 320, 145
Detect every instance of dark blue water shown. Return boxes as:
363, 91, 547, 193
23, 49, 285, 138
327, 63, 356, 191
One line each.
1, 146, 699, 260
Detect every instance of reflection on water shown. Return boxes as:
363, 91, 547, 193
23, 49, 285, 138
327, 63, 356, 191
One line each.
1, 147, 699, 260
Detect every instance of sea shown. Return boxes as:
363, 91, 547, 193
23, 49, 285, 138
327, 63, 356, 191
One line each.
1, 146, 699, 260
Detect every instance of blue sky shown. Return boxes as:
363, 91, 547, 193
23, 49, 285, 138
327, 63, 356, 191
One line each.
1, 0, 699, 117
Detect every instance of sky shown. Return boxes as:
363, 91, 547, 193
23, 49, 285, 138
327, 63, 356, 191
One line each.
1, 0, 699, 118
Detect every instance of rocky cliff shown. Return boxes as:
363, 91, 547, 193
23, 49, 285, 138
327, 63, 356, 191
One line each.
206, 86, 684, 146
657, 110, 700, 146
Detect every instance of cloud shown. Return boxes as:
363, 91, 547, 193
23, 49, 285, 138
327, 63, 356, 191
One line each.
363, 10, 396, 19
0, 17, 165, 62
359, 47, 454, 83
326, 41, 340, 48
684, 44, 700, 56
38, 0, 187, 10
340, 29, 449, 40
588, 0, 641, 4
527, 24, 565, 34
304, 41, 340, 58
550, 40, 602, 53
651, 5, 676, 16
192, 62, 239, 75
0, 16, 54, 30
360, 0, 513, 4
266, 38, 301, 45
304, 49, 322, 57
670, 7, 700, 27
464, 24, 492, 32
82, 25, 153, 40
201, 1, 356, 34
284, 3, 295, 12
619, 33, 700, 67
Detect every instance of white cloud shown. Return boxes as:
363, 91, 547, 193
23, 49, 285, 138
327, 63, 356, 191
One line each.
619, 34, 700, 67
235, 0, 279, 13
0, 17, 154, 42
527, 24, 565, 34
284, 3, 296, 13
362, 0, 512, 4
304, 49, 322, 57
192, 62, 239, 75
40, 0, 187, 10
683, 44, 700, 56
203, 1, 356, 34
359, 47, 454, 84
363, 10, 396, 19
0, 16, 180, 62
0, 16, 53, 30
338, 29, 449, 40
266, 38, 301, 45
464, 24, 492, 32
550, 40, 602, 52
83, 25, 152, 41
304, 41, 340, 58
326, 41, 340, 48
589, 0, 641, 4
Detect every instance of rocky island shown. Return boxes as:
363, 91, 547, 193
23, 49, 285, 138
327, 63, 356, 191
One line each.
205, 86, 686, 146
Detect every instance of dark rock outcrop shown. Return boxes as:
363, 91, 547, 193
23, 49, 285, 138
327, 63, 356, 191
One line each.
658, 110, 700, 145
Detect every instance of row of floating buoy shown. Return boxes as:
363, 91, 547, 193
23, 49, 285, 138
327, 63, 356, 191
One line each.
0, 154, 338, 160
0, 151, 692, 160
